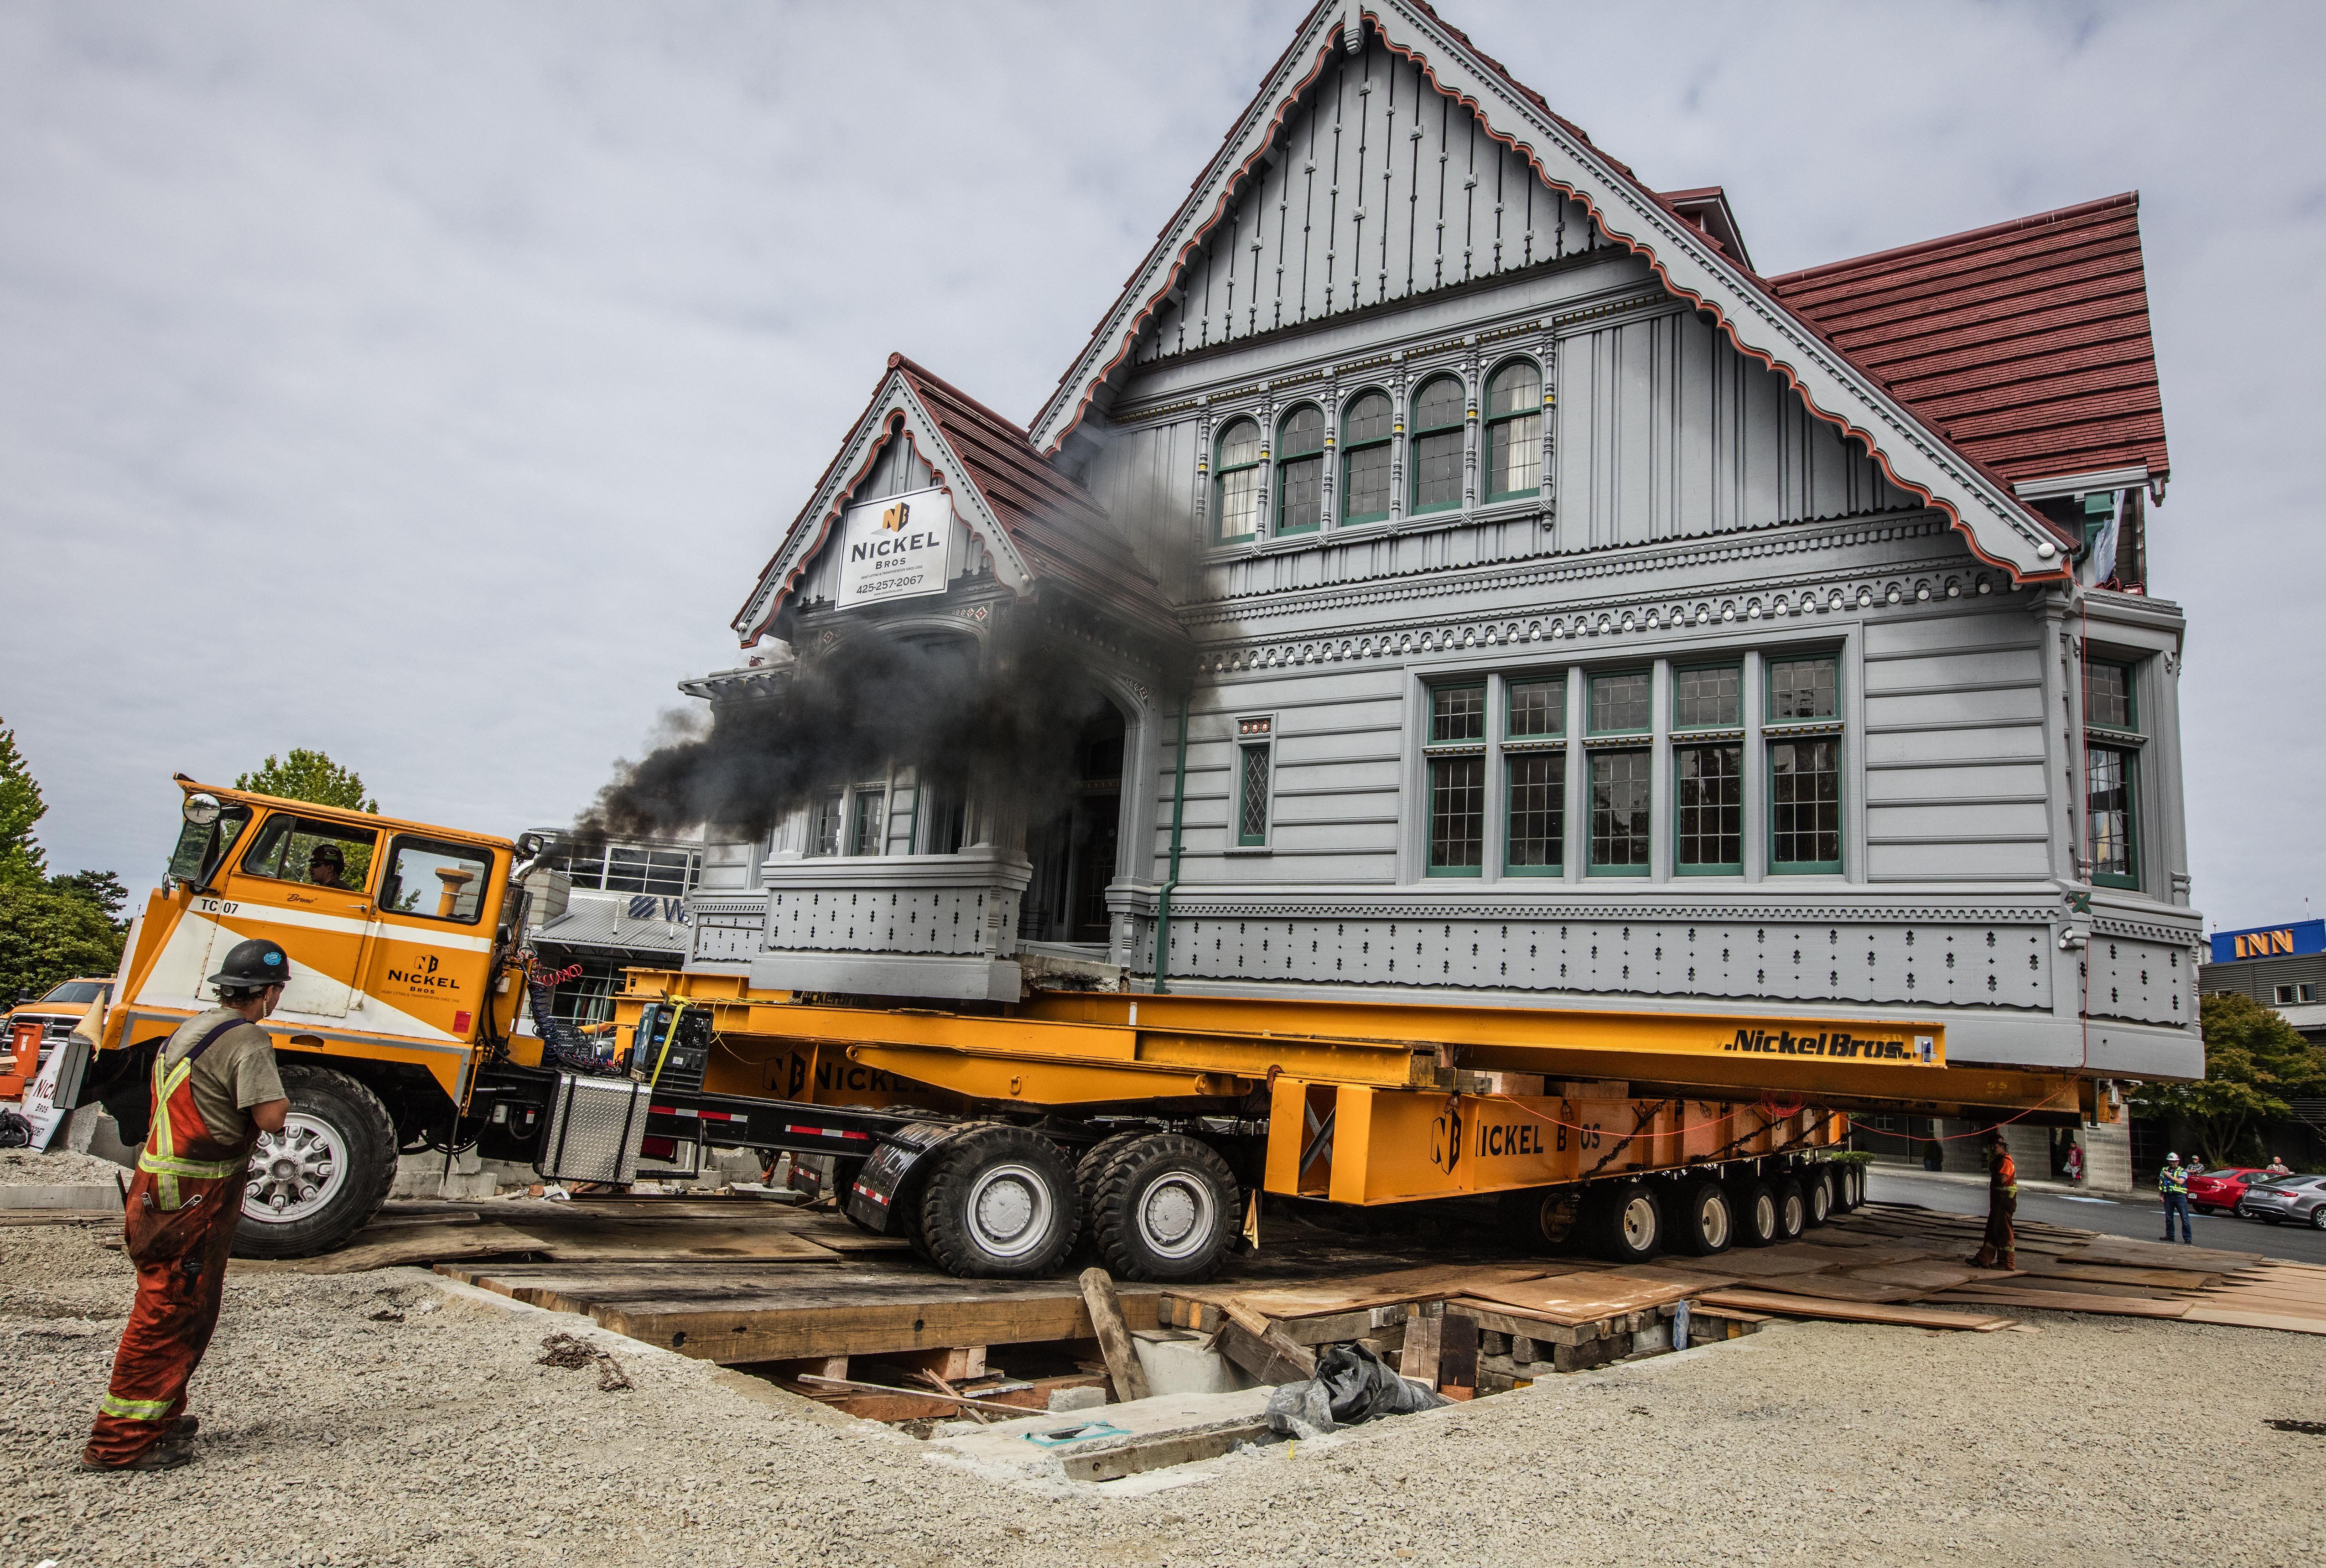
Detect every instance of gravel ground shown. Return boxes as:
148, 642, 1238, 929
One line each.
0, 1147, 129, 1187
5, 1222, 2324, 1568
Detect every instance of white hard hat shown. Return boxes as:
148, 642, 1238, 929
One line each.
2166, 1152, 2179, 1161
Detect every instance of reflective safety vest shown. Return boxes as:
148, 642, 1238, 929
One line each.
2160, 1165, 2188, 1197
137, 1017, 250, 1212
1989, 1147, 2017, 1196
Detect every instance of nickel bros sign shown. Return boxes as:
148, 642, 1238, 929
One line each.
836, 485, 952, 607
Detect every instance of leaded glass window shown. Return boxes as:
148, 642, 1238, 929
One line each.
1238, 744, 1272, 846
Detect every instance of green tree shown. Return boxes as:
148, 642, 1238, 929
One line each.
0, 721, 47, 885
49, 869, 130, 933
236, 749, 379, 813
2134, 992, 2326, 1168
0, 878, 123, 1003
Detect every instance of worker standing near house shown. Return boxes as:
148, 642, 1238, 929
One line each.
80, 939, 292, 1472
1969, 1127, 2017, 1270
2159, 1152, 2194, 1244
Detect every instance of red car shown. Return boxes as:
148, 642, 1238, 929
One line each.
2188, 1167, 2282, 1215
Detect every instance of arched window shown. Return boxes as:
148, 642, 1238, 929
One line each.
1342, 391, 1393, 524
1274, 405, 1325, 535
1410, 375, 1465, 514
1214, 418, 1262, 543
1483, 360, 1542, 501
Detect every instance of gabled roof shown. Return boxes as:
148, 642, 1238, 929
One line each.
1029, 0, 2124, 583
733, 354, 1182, 649
1767, 194, 2169, 493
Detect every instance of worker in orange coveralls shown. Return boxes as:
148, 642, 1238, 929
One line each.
1968, 1127, 2018, 1271
81, 938, 292, 1472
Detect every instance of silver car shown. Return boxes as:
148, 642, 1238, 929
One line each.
2236, 1173, 2326, 1228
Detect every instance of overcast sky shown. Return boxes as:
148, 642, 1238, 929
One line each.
3, 1, 2319, 933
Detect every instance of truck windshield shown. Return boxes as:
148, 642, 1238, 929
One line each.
38, 981, 106, 1005
167, 804, 251, 887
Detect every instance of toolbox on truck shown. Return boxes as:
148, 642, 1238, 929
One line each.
536, 1072, 654, 1185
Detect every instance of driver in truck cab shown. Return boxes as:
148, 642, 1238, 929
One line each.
81, 938, 292, 1473
306, 842, 345, 888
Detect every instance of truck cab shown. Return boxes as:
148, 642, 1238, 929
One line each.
93, 779, 524, 1255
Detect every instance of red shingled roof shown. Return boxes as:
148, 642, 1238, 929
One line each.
890, 355, 1185, 648
1767, 195, 2169, 489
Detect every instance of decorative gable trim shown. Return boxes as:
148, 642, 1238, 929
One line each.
1029, 1, 2071, 585
732, 369, 1033, 645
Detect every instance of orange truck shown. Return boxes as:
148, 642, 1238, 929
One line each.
5, 977, 111, 1099
67, 777, 2089, 1278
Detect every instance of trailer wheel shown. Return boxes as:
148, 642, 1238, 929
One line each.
1074, 1130, 1151, 1187
914, 1123, 1080, 1278
1770, 1174, 1808, 1241
1727, 1178, 1779, 1247
232, 1065, 398, 1260
1588, 1181, 1662, 1264
1085, 1133, 1240, 1282
1830, 1163, 1862, 1214
1801, 1165, 1834, 1227
1499, 1186, 1584, 1252
1668, 1179, 1734, 1256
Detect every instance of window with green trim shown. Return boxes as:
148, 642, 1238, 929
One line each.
1482, 360, 1542, 500
1506, 675, 1565, 737
1588, 750, 1651, 875
1588, 670, 1651, 735
1410, 375, 1464, 514
1425, 684, 1485, 875
1237, 744, 1272, 846
1506, 752, 1564, 873
1342, 391, 1393, 523
1276, 405, 1324, 535
1673, 664, 1742, 729
1214, 419, 1262, 544
1766, 654, 1843, 874
2087, 660, 2135, 731
1769, 655, 1838, 721
1675, 745, 1742, 873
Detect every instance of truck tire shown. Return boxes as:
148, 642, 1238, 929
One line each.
1801, 1165, 1834, 1227
1085, 1133, 1240, 1282
1728, 1177, 1780, 1247
1588, 1181, 1662, 1264
1668, 1179, 1734, 1256
1771, 1174, 1808, 1241
1831, 1163, 1862, 1214
1499, 1186, 1584, 1252
914, 1122, 1080, 1278
232, 1064, 397, 1260
1074, 1130, 1151, 1187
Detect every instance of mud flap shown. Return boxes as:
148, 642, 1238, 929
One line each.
845, 1120, 965, 1233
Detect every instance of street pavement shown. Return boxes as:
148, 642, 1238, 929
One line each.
1865, 1167, 2326, 1266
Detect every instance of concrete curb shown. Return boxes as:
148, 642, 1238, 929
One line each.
0, 1184, 123, 1211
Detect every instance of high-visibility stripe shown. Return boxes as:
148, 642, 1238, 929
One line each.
138, 1151, 238, 1179
98, 1392, 174, 1421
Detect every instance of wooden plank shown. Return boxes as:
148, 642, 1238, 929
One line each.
1459, 1272, 1700, 1325
1079, 1268, 1153, 1404
1925, 1288, 2187, 1319
1062, 1419, 1273, 1483
2009, 1262, 2220, 1291
793, 1373, 1033, 1415
1838, 1262, 1990, 1292
2178, 1306, 2326, 1335
1750, 1273, 1926, 1304
1199, 1263, 1562, 1319
1217, 1316, 1315, 1386
1445, 1300, 1610, 1349
1400, 1306, 1443, 1386
1698, 1288, 2014, 1331
2059, 1239, 2264, 1270
1270, 1303, 1407, 1346
237, 1222, 543, 1275
1438, 1310, 1479, 1395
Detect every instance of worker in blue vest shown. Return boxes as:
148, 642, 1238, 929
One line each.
2159, 1152, 2193, 1243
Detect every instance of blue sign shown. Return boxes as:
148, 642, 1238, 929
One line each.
2211, 920, 2326, 965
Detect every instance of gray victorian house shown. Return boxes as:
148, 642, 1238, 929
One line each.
680, 0, 2196, 1116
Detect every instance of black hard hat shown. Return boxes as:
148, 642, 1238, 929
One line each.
308, 843, 344, 868
208, 937, 291, 990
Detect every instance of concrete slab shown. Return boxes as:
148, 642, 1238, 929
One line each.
0, 1184, 121, 1211
1132, 1327, 1258, 1396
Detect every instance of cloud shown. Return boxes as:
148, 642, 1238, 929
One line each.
1, 0, 2315, 931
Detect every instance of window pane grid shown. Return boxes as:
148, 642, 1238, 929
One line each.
1216, 463, 1260, 542
1589, 671, 1651, 733
1674, 665, 1742, 729
851, 789, 887, 856
1769, 657, 1838, 720
2086, 745, 2134, 883
1344, 441, 1391, 520
1412, 430, 1462, 511
1429, 756, 1485, 872
1506, 752, 1564, 870
1430, 685, 1485, 744
2087, 662, 2134, 729
1589, 750, 1651, 872
1277, 455, 1322, 533
1485, 411, 1540, 498
1676, 744, 1743, 870
1506, 676, 1565, 737
1770, 739, 1841, 869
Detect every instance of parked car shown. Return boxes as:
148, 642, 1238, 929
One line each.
2235, 1174, 2326, 1229
2189, 1167, 2277, 1215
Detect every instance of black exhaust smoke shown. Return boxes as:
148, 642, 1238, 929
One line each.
574, 619, 1116, 846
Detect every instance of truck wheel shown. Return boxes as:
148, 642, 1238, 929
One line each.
232, 1065, 397, 1260
1771, 1174, 1808, 1241
1499, 1186, 1584, 1252
1728, 1178, 1779, 1247
1801, 1166, 1834, 1227
1074, 1130, 1151, 1187
1588, 1181, 1662, 1264
1668, 1179, 1734, 1256
1085, 1133, 1239, 1282
914, 1123, 1080, 1278
1830, 1164, 1862, 1214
